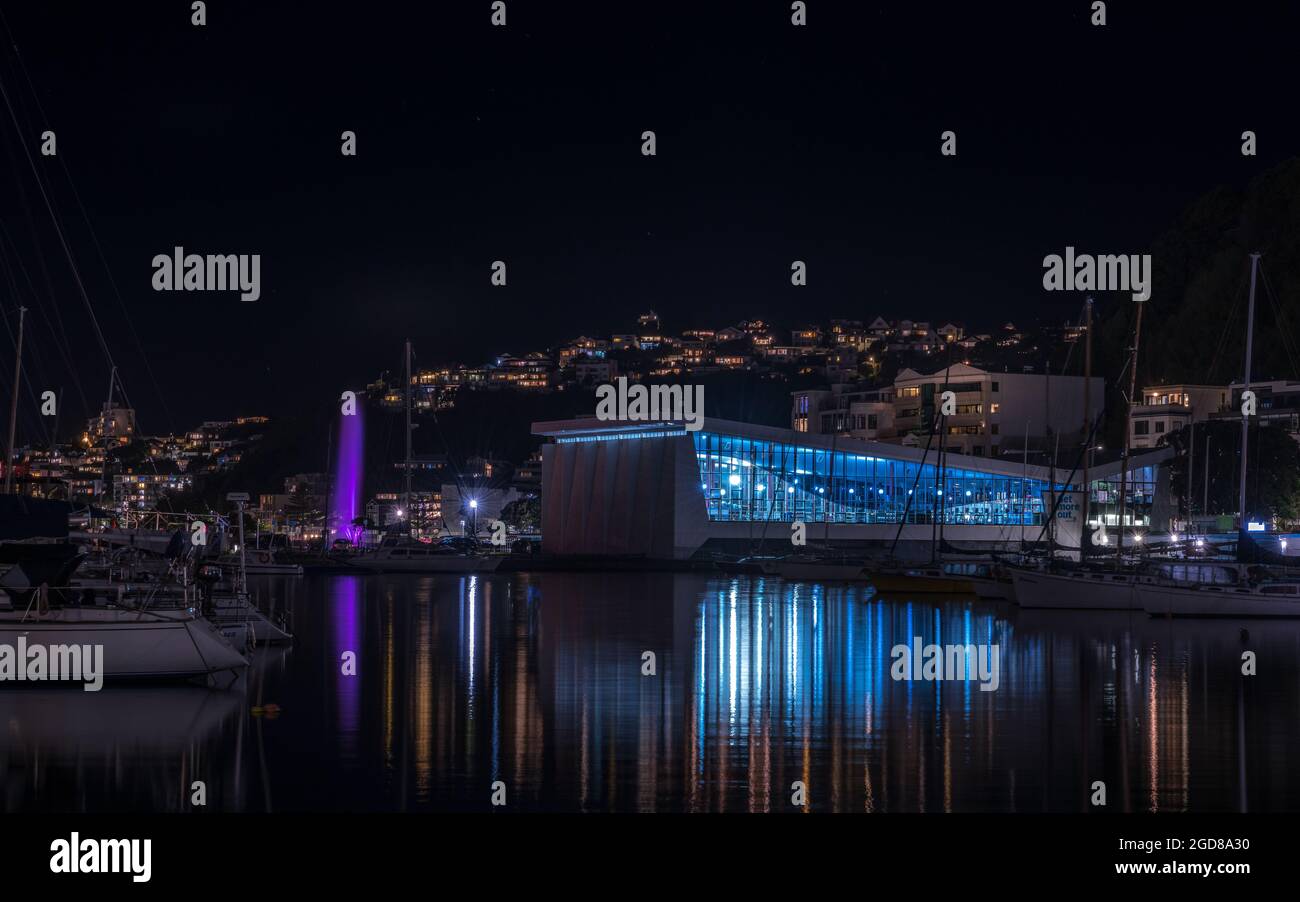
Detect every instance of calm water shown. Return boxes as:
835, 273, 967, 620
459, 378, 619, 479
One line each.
4, 572, 1300, 813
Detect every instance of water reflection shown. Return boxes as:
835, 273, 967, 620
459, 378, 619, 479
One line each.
4, 572, 1300, 812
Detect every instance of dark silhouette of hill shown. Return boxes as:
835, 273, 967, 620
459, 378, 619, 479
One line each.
1091, 157, 1300, 447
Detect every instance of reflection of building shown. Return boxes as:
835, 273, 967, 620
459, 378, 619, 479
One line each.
1130, 384, 1226, 449
533, 417, 1171, 560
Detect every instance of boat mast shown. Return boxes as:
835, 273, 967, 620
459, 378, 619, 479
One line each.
1203, 432, 1210, 514
3, 305, 25, 494
1237, 253, 1260, 528
1081, 297, 1092, 558
404, 338, 413, 539
101, 365, 116, 509
1045, 356, 1054, 555
1116, 299, 1145, 562
824, 404, 839, 551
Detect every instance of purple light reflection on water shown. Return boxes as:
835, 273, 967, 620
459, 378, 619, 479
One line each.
330, 403, 364, 543
332, 575, 362, 760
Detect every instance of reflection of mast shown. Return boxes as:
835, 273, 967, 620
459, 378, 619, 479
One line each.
3, 306, 25, 494
404, 339, 413, 538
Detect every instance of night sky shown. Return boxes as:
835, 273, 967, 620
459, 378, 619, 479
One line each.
1, 0, 1297, 437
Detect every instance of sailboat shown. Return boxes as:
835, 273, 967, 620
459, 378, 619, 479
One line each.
866, 356, 982, 596
772, 405, 871, 581
1012, 254, 1300, 616
0, 605, 249, 680
351, 340, 504, 576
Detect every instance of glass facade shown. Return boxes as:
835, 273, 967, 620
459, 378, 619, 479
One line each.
1089, 464, 1158, 528
693, 431, 1047, 525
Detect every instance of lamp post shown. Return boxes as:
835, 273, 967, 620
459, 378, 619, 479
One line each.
469, 498, 478, 538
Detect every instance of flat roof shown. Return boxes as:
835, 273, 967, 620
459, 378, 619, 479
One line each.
531, 417, 1173, 483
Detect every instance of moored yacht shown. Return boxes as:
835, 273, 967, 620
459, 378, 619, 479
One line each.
0, 605, 248, 681
770, 553, 868, 581
868, 561, 977, 595
352, 538, 504, 574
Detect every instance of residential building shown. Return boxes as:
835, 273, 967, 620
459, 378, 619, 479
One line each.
1130, 384, 1227, 449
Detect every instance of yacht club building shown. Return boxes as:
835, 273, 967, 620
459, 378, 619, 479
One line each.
532, 417, 1173, 561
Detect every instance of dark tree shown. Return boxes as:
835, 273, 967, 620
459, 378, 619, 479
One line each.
1167, 419, 1300, 523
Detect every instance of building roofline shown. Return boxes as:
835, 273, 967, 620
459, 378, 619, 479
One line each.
531, 416, 1173, 483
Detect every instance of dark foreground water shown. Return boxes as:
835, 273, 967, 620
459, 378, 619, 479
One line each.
4, 572, 1300, 813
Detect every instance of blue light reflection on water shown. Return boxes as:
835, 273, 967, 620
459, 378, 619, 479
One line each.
6, 571, 1300, 814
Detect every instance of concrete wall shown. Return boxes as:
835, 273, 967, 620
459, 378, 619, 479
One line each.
994, 373, 1104, 449
540, 435, 682, 557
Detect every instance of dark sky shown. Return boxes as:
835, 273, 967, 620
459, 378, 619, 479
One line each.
1, 0, 1297, 438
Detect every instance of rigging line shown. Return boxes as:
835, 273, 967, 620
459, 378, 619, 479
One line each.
5, 46, 179, 434
57, 166, 177, 434
0, 128, 91, 419
0, 219, 89, 416
1259, 264, 1300, 380
0, 216, 88, 419
0, 305, 51, 449
0, 63, 174, 513
0, 45, 90, 419
1206, 272, 1246, 385
0, 310, 51, 451
0, 231, 55, 408
0, 70, 118, 384
0, 245, 56, 446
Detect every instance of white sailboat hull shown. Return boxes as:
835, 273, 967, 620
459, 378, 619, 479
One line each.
1009, 568, 1142, 611
209, 596, 293, 644
1142, 584, 1300, 618
0, 608, 248, 680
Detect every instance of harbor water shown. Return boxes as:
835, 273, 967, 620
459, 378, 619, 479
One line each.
3, 572, 1299, 813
